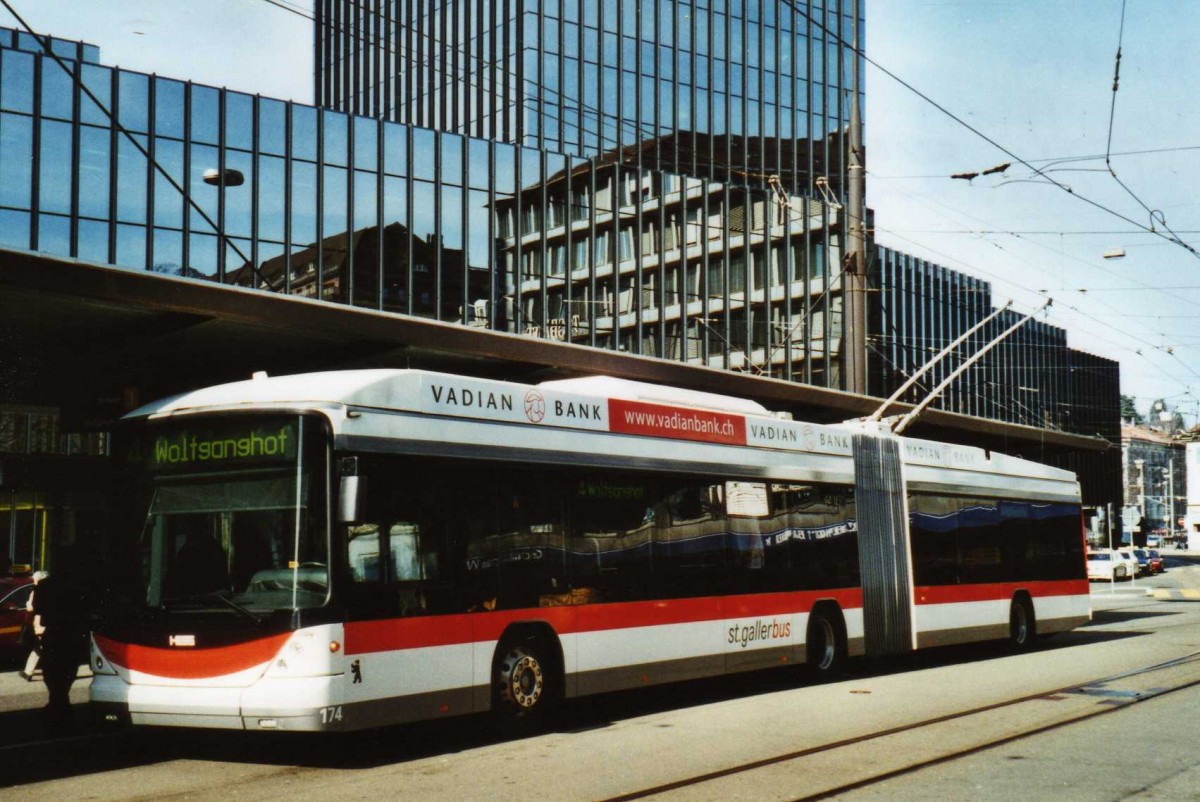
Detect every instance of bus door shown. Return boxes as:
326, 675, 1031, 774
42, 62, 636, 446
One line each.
852, 434, 915, 656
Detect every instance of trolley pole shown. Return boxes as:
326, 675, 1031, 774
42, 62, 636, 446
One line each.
842, 0, 868, 396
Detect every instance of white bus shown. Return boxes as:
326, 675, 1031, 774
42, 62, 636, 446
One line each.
90, 369, 1089, 731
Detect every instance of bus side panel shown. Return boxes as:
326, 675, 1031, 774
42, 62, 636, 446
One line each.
912, 580, 1090, 648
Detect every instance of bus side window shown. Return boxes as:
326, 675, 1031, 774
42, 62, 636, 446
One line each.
347, 524, 382, 583
389, 523, 425, 581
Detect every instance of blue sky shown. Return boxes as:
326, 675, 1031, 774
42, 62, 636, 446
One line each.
5, 0, 1198, 422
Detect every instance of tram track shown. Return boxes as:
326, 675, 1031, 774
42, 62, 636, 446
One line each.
601, 650, 1200, 802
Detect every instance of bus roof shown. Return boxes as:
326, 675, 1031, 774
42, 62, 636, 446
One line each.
126, 369, 1078, 487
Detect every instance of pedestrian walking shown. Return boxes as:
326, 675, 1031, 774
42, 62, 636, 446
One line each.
18, 570, 48, 681
33, 554, 89, 727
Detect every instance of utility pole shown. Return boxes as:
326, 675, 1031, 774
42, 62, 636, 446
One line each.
1168, 457, 1175, 542
1135, 458, 1146, 547
842, 0, 868, 395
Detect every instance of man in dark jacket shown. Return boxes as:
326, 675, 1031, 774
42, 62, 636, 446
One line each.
33, 551, 90, 727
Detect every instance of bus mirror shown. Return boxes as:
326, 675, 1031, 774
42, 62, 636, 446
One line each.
338, 476, 367, 523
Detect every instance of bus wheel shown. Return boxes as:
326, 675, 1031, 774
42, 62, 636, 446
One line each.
1009, 596, 1036, 649
806, 607, 846, 679
493, 638, 556, 729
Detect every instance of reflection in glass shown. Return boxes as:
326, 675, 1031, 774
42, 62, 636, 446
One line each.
322, 109, 348, 166
354, 170, 377, 232
188, 144, 219, 231
440, 132, 463, 186
77, 219, 109, 264
382, 175, 408, 314
0, 112, 32, 209
323, 164, 348, 241
224, 149, 254, 239
224, 92, 253, 151
257, 155, 286, 242
188, 232, 218, 278
116, 224, 147, 270
40, 59, 74, 120
152, 138, 184, 229
468, 190, 490, 271
291, 104, 317, 161
0, 50, 33, 113
259, 98, 286, 156
225, 238, 251, 285
190, 85, 220, 145
154, 78, 185, 139
353, 116, 378, 171
255, 240, 285, 290
468, 139, 489, 190
383, 122, 406, 176
412, 128, 435, 181
494, 143, 515, 194
116, 134, 148, 223
37, 213, 70, 256
79, 65, 112, 126
118, 71, 149, 133
290, 160, 317, 244
78, 125, 112, 220
152, 228, 183, 275
440, 187, 463, 250
0, 209, 29, 250
412, 180, 435, 241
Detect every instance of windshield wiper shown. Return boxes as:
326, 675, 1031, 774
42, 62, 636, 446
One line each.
162, 591, 265, 623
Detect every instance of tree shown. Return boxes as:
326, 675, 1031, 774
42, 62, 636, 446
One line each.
1120, 395, 1144, 425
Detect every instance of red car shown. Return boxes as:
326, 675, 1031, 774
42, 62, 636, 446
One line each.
0, 577, 34, 660
1147, 550, 1164, 573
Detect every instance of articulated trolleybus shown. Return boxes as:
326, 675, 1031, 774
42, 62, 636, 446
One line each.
91, 370, 1089, 731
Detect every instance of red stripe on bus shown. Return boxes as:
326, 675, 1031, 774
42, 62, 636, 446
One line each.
914, 579, 1089, 606
607, 398, 748, 445
94, 632, 291, 679
344, 589, 863, 655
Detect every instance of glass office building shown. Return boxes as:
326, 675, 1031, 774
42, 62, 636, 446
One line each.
0, 22, 848, 385
0, 22, 1120, 498
315, 0, 860, 200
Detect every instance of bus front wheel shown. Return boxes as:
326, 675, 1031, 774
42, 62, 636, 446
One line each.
493, 637, 557, 729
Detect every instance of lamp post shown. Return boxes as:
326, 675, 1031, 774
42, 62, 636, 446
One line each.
1135, 458, 1146, 547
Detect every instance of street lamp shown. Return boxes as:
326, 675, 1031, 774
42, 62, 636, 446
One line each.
202, 167, 245, 187
1135, 458, 1146, 547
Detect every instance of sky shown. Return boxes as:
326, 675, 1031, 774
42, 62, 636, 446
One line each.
3, 0, 1198, 425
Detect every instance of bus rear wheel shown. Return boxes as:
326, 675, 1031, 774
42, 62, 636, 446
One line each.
493, 638, 557, 730
806, 608, 846, 679
1009, 596, 1036, 649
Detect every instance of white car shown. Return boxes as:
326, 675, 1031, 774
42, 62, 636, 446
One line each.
1116, 550, 1140, 579
1086, 551, 1128, 581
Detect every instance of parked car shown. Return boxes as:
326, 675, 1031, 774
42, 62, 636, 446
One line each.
1087, 551, 1128, 581
0, 576, 33, 662
1147, 550, 1164, 573
1131, 549, 1152, 576
1116, 550, 1140, 579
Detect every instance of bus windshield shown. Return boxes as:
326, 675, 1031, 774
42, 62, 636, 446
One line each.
121, 415, 328, 613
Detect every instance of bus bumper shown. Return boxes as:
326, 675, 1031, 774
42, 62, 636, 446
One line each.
90, 673, 343, 731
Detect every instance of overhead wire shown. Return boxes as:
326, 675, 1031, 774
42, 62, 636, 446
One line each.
783, 0, 1200, 263
1099, 0, 1200, 260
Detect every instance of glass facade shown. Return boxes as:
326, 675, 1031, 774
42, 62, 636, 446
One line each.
872, 246, 1123, 505
315, 0, 863, 200
0, 26, 845, 383
0, 22, 1121, 506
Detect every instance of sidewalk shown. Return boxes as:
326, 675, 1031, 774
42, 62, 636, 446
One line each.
0, 666, 94, 748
